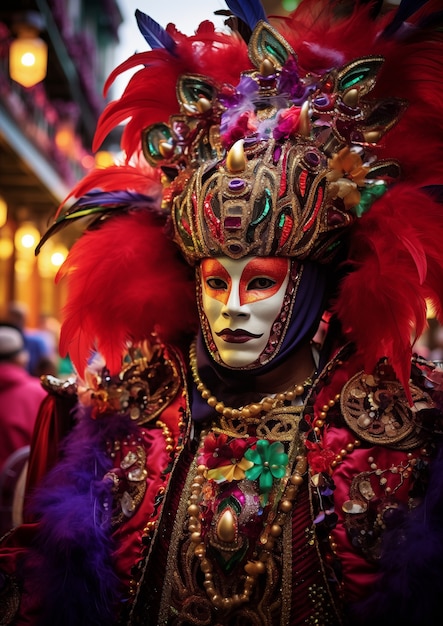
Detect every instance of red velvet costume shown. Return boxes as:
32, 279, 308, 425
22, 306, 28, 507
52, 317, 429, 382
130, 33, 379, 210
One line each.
1, 2, 443, 626
1, 342, 441, 626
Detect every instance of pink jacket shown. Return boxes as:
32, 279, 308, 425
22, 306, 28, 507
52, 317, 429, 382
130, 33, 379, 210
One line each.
0, 363, 47, 471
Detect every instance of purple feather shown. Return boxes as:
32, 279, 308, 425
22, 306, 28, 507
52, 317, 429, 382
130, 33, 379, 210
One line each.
423, 184, 443, 203
135, 9, 177, 54
66, 189, 159, 212
35, 190, 162, 255
225, 0, 267, 30
382, 0, 430, 37
22, 407, 140, 625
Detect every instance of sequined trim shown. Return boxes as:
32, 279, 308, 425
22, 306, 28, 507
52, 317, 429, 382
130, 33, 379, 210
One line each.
86, 339, 182, 424
307, 473, 344, 625
157, 453, 200, 625
105, 445, 148, 526
128, 346, 193, 619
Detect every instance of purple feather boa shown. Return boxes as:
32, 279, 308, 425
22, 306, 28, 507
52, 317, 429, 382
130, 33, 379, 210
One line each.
22, 406, 140, 626
351, 444, 443, 626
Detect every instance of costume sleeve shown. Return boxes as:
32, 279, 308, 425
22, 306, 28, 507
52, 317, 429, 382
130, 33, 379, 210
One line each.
24, 379, 78, 520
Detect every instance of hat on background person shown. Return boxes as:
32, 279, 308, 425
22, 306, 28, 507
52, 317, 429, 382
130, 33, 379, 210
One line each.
0, 325, 26, 362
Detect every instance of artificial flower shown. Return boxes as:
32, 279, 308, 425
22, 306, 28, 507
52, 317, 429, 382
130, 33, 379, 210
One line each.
354, 182, 387, 217
220, 74, 259, 147
305, 440, 336, 474
221, 111, 257, 149
273, 105, 302, 140
278, 57, 305, 102
245, 440, 288, 500
207, 456, 254, 483
328, 147, 369, 185
199, 432, 252, 471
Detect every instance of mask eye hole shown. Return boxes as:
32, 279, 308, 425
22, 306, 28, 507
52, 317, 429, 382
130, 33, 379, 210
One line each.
247, 277, 276, 291
206, 277, 228, 291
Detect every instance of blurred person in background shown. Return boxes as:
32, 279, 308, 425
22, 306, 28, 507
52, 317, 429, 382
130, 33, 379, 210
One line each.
0, 324, 47, 471
0, 324, 47, 535
429, 323, 443, 364
6, 303, 54, 378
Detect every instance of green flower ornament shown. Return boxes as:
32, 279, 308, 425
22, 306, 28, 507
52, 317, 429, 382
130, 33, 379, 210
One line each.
244, 440, 289, 504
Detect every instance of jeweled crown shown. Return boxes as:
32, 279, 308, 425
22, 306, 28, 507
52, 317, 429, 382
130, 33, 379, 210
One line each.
141, 21, 404, 264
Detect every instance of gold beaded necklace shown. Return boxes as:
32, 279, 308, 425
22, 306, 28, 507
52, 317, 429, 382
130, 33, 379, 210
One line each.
187, 340, 313, 609
189, 339, 313, 420
188, 440, 307, 610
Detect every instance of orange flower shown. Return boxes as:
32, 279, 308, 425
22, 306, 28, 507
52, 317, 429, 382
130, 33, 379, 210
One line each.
328, 147, 369, 186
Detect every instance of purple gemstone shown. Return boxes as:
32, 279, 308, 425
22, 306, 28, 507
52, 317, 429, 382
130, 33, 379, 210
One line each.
229, 179, 246, 192
172, 121, 189, 140
273, 145, 282, 163
259, 75, 276, 86
304, 151, 320, 167
327, 209, 346, 226
313, 95, 329, 108
224, 216, 242, 229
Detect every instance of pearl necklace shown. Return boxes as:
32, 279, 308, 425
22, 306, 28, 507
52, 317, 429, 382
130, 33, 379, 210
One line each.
189, 340, 313, 419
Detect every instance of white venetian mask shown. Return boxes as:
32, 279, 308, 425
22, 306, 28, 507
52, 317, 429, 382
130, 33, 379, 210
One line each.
199, 256, 291, 368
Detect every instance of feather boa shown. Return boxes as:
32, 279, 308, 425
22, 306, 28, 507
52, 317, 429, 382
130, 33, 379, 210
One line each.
23, 408, 138, 625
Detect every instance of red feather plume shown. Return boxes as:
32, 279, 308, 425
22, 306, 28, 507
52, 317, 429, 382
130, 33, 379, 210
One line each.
333, 186, 443, 397
273, 1, 443, 186
274, 1, 443, 391
94, 23, 250, 157
56, 210, 198, 377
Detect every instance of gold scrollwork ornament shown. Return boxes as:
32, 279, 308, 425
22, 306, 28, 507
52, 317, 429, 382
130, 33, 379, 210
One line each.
340, 368, 431, 448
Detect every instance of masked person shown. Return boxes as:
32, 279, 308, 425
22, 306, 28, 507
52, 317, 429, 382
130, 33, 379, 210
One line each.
1, 1, 443, 625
